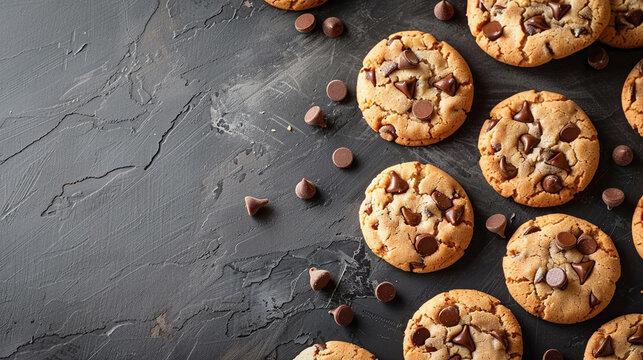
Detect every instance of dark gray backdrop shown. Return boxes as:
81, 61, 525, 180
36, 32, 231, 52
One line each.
0, 0, 640, 359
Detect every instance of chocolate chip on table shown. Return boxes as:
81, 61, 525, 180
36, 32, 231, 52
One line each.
542, 174, 563, 193
602, 188, 624, 210
398, 49, 419, 69
328, 304, 353, 327
415, 234, 438, 256
499, 156, 518, 179
545, 152, 570, 172
482, 21, 503, 40
592, 336, 614, 357
451, 325, 476, 352
542, 349, 563, 360
394, 79, 417, 99
589, 291, 601, 307
379, 125, 397, 141
612, 145, 633, 166
512, 101, 533, 123
386, 171, 409, 194
559, 123, 580, 142
572, 260, 595, 284
438, 306, 460, 326
486, 214, 507, 238
295, 13, 316, 33
490, 330, 508, 350
322, 17, 343, 38
365, 69, 376, 86
628, 325, 643, 344
412, 100, 434, 120
326, 80, 348, 102
244, 196, 268, 216
304, 106, 326, 127
380, 61, 398, 77
431, 191, 452, 210
401, 207, 422, 226
548, 2, 571, 20
445, 205, 464, 225
375, 281, 396, 302
411, 327, 431, 346
332, 147, 353, 168
434, 0, 455, 20
626, 10, 643, 26
434, 74, 458, 96
555, 231, 576, 250
577, 234, 598, 255
309, 268, 331, 290
295, 178, 317, 199
587, 47, 609, 70
519, 133, 539, 154
546, 267, 567, 289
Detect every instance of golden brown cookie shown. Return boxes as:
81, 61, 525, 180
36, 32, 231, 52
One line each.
633, 195, 643, 259
466, 0, 611, 67
294, 341, 377, 360
403, 289, 523, 359
478, 90, 599, 207
265, 0, 326, 11
622, 60, 643, 137
583, 313, 643, 359
359, 162, 474, 273
599, 0, 643, 48
503, 214, 621, 324
356, 31, 474, 146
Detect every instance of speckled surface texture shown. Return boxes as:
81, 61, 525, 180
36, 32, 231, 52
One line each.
0, 0, 641, 359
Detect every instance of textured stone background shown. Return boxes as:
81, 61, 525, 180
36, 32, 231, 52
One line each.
0, 0, 640, 359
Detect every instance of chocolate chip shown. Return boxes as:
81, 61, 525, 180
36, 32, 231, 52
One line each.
445, 205, 464, 225
572, 260, 594, 284
245, 196, 268, 216
387, 171, 409, 194
602, 188, 624, 210
482, 21, 503, 40
612, 145, 633, 166
412, 100, 434, 120
326, 80, 347, 102
398, 49, 419, 70
478, 0, 487, 11
295, 13, 316, 33
394, 79, 417, 99
328, 305, 353, 327
305, 106, 326, 127
295, 178, 317, 199
386, 35, 402, 46
523, 225, 540, 235
433, 73, 458, 96
513, 101, 533, 123
450, 355, 462, 360
626, 9, 643, 26
379, 125, 397, 141
519, 133, 540, 154
401, 207, 422, 226
375, 281, 396, 302
431, 191, 452, 210
380, 61, 398, 77
322, 17, 343, 38
434, 0, 455, 20
545, 152, 570, 172
572, 27, 588, 38
364, 203, 373, 215
587, 47, 609, 70
491, 142, 502, 153
438, 306, 460, 326
577, 234, 598, 255
628, 325, 643, 344
309, 268, 331, 290
409, 261, 425, 271
483, 119, 498, 132
593, 336, 614, 357
559, 123, 580, 142
490, 329, 508, 350
486, 214, 507, 238
631, 82, 637, 103
411, 327, 431, 346
332, 147, 353, 168
548, 2, 571, 20
542, 349, 563, 360
546, 267, 567, 289
555, 231, 576, 250
534, 267, 546, 283
589, 291, 601, 307
542, 174, 563, 193
451, 325, 476, 352
525, 15, 550, 33
415, 234, 438, 256
365, 69, 376, 86
499, 156, 518, 179
314, 343, 327, 351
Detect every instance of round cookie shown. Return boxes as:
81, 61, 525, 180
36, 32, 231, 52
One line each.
503, 214, 621, 324
359, 162, 474, 273
356, 31, 474, 146
403, 289, 523, 359
583, 314, 643, 359
478, 90, 599, 207
599, 0, 643, 48
633, 195, 643, 259
294, 341, 377, 360
466, 0, 611, 67
264, 0, 326, 11
622, 60, 643, 137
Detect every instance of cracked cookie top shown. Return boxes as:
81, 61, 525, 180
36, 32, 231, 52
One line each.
622, 60, 643, 137
356, 31, 474, 146
598, 0, 643, 48
466, 0, 611, 67
583, 314, 643, 359
264, 0, 327, 11
503, 214, 621, 324
478, 90, 599, 207
359, 162, 474, 273
403, 289, 523, 360
633, 195, 643, 259
294, 341, 377, 360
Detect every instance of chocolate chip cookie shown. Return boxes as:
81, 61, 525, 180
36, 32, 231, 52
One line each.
622, 60, 643, 137
598, 0, 643, 48
583, 313, 643, 359
359, 162, 474, 273
466, 0, 611, 67
403, 289, 523, 359
264, 0, 327, 11
503, 214, 621, 324
633, 195, 643, 259
478, 90, 599, 207
356, 31, 474, 146
294, 341, 377, 360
